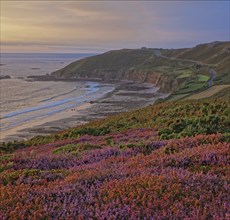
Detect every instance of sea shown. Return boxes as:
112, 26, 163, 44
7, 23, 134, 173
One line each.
0, 53, 114, 138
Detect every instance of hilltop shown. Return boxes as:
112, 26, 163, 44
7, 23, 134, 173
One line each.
52, 41, 230, 99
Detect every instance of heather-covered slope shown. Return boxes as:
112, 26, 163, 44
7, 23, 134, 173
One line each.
1, 132, 229, 219
0, 90, 229, 219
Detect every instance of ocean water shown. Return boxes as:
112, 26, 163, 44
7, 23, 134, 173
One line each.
0, 53, 113, 137
0, 53, 96, 77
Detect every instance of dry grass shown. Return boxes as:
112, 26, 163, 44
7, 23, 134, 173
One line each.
186, 85, 230, 100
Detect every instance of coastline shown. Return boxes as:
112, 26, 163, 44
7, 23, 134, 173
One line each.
0, 76, 169, 142
0, 103, 91, 141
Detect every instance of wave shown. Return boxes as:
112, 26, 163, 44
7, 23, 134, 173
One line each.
39, 87, 79, 103
0, 81, 114, 131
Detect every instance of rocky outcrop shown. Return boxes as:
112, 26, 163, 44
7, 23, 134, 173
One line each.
145, 72, 171, 92
0, 75, 11, 80
52, 67, 184, 93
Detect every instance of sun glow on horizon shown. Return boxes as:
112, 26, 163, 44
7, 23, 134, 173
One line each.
1, 1, 229, 53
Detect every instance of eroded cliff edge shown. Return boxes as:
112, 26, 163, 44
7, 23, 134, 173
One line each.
51, 42, 230, 94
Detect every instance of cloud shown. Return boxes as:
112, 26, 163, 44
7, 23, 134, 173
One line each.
1, 1, 229, 52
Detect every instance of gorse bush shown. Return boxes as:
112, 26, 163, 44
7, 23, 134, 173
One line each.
13, 94, 227, 147
53, 143, 102, 155
159, 114, 229, 139
0, 94, 229, 151
70, 127, 111, 137
53, 144, 78, 155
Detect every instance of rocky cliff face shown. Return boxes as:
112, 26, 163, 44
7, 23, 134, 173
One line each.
51, 42, 229, 93
52, 65, 185, 93
55, 68, 181, 93
122, 71, 175, 92
145, 72, 173, 92
125, 71, 185, 93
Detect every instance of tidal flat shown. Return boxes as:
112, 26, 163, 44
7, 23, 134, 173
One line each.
1, 77, 167, 142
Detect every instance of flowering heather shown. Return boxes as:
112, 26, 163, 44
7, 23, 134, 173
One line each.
0, 129, 229, 219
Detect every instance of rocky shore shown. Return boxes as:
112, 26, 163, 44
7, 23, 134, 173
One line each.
1, 77, 168, 142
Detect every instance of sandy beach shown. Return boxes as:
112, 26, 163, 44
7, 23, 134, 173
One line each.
0, 103, 91, 141
0, 79, 168, 142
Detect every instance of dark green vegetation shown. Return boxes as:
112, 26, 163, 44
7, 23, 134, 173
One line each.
52, 41, 230, 99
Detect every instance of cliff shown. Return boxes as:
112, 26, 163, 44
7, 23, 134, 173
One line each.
51, 42, 230, 93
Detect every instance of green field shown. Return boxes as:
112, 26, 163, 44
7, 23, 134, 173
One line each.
197, 74, 209, 82
176, 72, 191, 79
174, 81, 206, 94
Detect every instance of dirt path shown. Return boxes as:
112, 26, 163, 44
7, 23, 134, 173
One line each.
208, 69, 216, 87
154, 49, 204, 65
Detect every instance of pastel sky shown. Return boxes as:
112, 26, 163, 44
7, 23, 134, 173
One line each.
1, 1, 229, 53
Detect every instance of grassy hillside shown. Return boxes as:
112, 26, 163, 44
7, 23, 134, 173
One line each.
52, 41, 230, 98
0, 92, 229, 219
51, 48, 194, 92
162, 41, 230, 85
172, 41, 229, 65
186, 85, 230, 100
52, 48, 156, 78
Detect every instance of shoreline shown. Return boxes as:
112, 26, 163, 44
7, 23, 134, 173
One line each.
0, 103, 91, 141
0, 76, 169, 142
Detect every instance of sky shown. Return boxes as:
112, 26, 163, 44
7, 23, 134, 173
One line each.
1, 1, 229, 53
